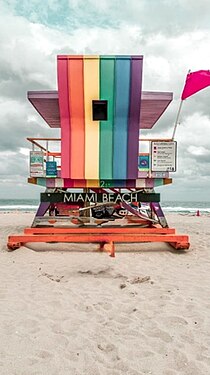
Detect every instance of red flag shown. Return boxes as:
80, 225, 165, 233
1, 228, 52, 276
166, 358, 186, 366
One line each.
181, 70, 210, 100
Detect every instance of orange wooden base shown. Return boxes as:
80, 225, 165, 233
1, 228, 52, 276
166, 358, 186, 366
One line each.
24, 227, 176, 235
7, 227, 190, 256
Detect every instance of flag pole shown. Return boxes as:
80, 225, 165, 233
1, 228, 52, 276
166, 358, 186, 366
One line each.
172, 100, 184, 140
172, 69, 191, 140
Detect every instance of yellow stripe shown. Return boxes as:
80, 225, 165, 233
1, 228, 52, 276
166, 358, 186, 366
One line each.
86, 179, 100, 188
84, 56, 100, 179
136, 179, 146, 188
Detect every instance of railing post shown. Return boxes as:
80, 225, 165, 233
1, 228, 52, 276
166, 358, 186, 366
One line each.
46, 141, 49, 161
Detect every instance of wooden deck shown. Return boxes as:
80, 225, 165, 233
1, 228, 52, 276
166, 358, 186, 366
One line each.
7, 226, 190, 257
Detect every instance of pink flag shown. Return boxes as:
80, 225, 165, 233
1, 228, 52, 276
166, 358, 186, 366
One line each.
181, 70, 210, 100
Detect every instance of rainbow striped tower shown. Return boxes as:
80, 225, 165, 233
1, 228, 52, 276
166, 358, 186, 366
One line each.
57, 55, 143, 187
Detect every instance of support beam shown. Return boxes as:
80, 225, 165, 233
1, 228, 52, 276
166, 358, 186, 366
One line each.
24, 227, 176, 234
7, 232, 190, 252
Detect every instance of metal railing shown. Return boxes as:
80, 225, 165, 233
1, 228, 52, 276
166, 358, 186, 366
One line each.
27, 137, 175, 177
27, 138, 61, 177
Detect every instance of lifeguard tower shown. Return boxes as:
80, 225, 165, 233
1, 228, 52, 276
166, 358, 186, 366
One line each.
7, 55, 189, 255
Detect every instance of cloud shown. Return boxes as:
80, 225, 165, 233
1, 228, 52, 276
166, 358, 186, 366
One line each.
0, 0, 210, 200
64, 0, 210, 36
0, 98, 59, 152
5, 0, 210, 36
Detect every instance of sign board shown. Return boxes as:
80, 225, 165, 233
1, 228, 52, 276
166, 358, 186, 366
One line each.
151, 141, 177, 172
30, 151, 44, 177
138, 154, 150, 171
46, 161, 57, 177
41, 192, 160, 204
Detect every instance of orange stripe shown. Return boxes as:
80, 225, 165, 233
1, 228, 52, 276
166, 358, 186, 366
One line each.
68, 56, 85, 179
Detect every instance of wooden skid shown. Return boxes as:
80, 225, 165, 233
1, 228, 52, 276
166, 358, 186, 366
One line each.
24, 227, 176, 235
7, 228, 190, 255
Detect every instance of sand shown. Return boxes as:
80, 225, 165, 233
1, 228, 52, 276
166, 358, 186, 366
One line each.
0, 212, 210, 375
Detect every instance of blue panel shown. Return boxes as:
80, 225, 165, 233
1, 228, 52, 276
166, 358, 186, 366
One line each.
113, 57, 131, 179
46, 161, 57, 177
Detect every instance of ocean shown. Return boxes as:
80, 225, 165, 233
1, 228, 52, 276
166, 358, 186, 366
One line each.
0, 199, 39, 212
0, 199, 210, 214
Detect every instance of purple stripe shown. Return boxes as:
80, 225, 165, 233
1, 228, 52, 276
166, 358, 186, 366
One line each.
36, 202, 50, 216
127, 56, 143, 179
145, 179, 154, 188
126, 179, 136, 188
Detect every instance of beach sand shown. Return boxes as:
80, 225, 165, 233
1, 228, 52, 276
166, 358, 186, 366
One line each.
0, 212, 210, 375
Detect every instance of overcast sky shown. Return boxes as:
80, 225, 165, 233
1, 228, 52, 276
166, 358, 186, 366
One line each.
0, 0, 210, 201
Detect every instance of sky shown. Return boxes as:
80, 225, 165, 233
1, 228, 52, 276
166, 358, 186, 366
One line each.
0, 0, 210, 201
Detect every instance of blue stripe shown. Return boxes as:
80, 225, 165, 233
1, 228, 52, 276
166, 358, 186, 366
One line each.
113, 57, 131, 179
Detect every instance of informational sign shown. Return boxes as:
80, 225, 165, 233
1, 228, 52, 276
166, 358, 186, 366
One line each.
30, 151, 44, 177
41, 192, 160, 204
46, 161, 57, 177
138, 154, 150, 171
151, 141, 177, 172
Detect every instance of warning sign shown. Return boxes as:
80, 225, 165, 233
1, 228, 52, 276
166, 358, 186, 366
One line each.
151, 141, 177, 172
30, 151, 44, 177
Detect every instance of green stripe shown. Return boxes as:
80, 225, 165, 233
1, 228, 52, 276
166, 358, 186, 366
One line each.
99, 57, 115, 179
37, 178, 47, 186
99, 179, 128, 188
154, 179, 164, 187
100, 179, 115, 188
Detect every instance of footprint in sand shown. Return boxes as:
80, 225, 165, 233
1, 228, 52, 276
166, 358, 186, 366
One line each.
77, 266, 113, 278
40, 272, 64, 282
97, 301, 113, 311
171, 349, 202, 373
163, 316, 188, 326
97, 343, 116, 353
20, 318, 41, 334
147, 328, 173, 343
36, 350, 54, 359
129, 276, 151, 284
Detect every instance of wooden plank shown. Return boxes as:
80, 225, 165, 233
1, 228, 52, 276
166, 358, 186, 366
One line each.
8, 234, 189, 244
127, 56, 143, 178
113, 57, 130, 179
24, 227, 176, 234
169, 242, 190, 250
57, 57, 71, 178
99, 56, 115, 179
68, 56, 85, 179
84, 56, 100, 179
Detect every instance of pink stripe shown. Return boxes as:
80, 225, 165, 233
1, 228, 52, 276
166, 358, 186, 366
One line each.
63, 179, 87, 188
145, 179, 154, 188
57, 57, 71, 178
46, 179, 55, 188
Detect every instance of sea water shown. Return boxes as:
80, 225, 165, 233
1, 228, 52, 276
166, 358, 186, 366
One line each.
0, 199, 39, 212
0, 199, 210, 214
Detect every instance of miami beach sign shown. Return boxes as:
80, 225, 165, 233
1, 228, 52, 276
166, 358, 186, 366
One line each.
41, 192, 160, 204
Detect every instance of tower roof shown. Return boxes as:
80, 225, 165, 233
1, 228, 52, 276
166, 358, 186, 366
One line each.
27, 90, 173, 129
